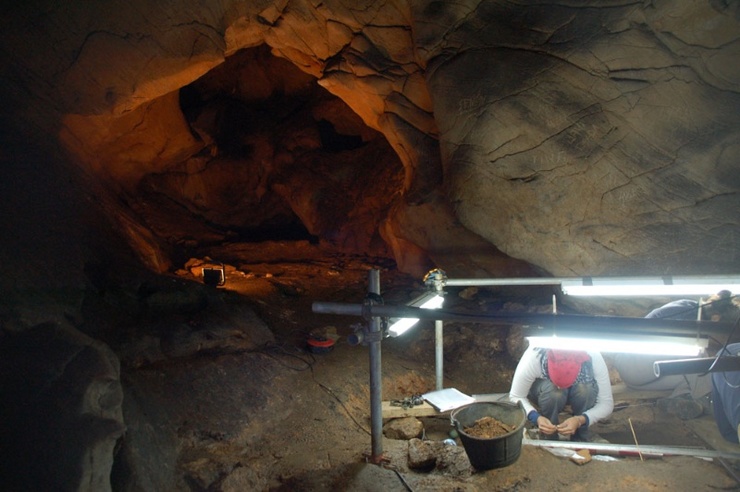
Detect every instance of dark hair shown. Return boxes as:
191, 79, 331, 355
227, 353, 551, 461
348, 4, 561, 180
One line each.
701, 291, 739, 321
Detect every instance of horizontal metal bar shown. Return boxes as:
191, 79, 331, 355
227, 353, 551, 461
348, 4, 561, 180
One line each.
311, 302, 733, 338
443, 277, 566, 287
522, 437, 740, 461
438, 274, 740, 289
654, 356, 740, 377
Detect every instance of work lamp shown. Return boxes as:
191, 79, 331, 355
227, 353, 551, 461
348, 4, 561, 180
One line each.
526, 334, 708, 356
560, 275, 739, 297
387, 292, 444, 337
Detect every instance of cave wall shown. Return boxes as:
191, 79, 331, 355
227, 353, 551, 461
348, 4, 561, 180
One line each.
1, 2, 739, 490
2, 0, 737, 281
0, 323, 125, 491
418, 1, 740, 275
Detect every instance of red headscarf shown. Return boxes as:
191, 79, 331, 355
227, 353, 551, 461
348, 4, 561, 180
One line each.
547, 349, 590, 389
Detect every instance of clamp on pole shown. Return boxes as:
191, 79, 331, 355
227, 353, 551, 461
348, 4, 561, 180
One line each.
424, 268, 448, 296
348, 293, 387, 346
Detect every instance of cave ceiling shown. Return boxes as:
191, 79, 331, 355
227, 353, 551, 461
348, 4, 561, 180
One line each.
2, 4, 739, 490
1, 0, 739, 284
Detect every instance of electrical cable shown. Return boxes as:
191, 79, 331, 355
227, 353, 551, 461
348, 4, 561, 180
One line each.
700, 308, 740, 383
310, 368, 372, 436
641, 294, 739, 379
383, 464, 414, 492
261, 341, 372, 435
260, 343, 315, 371
716, 317, 740, 389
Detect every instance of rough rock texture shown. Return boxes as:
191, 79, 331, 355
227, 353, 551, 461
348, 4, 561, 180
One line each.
0, 322, 125, 492
1, 1, 739, 491
383, 416, 424, 440
6, 0, 737, 281
407, 437, 471, 475
119, 284, 277, 368
419, 1, 740, 275
116, 351, 294, 491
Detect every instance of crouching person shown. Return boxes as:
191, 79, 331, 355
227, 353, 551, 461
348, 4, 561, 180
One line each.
509, 346, 614, 442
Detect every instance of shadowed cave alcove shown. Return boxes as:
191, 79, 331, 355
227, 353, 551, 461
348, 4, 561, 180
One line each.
1, 1, 739, 491
130, 44, 406, 268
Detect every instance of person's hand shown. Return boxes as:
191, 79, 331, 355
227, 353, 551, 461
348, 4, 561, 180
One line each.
536, 416, 558, 435
556, 416, 585, 436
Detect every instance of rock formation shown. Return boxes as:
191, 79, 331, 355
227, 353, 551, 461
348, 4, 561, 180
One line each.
0, 0, 738, 490
2, 0, 737, 280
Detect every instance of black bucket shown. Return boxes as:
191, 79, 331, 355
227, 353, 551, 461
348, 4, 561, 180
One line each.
450, 401, 526, 470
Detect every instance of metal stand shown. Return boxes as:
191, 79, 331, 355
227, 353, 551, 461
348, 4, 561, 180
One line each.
367, 270, 384, 462
424, 269, 448, 391
312, 272, 736, 465
435, 319, 444, 390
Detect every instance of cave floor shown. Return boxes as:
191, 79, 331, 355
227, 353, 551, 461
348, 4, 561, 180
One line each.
170, 244, 740, 491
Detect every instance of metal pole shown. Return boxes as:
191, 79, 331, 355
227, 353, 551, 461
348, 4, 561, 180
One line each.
654, 356, 740, 377
311, 302, 733, 339
443, 277, 566, 287
435, 319, 444, 390
522, 437, 740, 461
367, 269, 384, 462
439, 274, 740, 291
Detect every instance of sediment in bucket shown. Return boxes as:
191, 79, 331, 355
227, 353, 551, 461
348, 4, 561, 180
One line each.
450, 401, 526, 470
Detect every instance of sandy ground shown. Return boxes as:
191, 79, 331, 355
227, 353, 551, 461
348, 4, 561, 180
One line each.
176, 245, 740, 491
235, 336, 740, 491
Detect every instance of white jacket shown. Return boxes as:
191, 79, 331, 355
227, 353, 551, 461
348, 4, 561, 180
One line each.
509, 346, 614, 425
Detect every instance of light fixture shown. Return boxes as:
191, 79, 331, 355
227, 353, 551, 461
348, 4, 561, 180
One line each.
526, 334, 708, 356
653, 355, 740, 377
560, 275, 739, 297
311, 269, 737, 465
387, 293, 444, 337
202, 266, 226, 287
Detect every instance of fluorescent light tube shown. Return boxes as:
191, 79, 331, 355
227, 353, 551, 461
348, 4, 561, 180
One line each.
388, 294, 444, 337
526, 335, 707, 356
561, 275, 739, 297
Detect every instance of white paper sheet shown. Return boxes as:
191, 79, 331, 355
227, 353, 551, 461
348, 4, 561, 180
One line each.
422, 388, 476, 412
